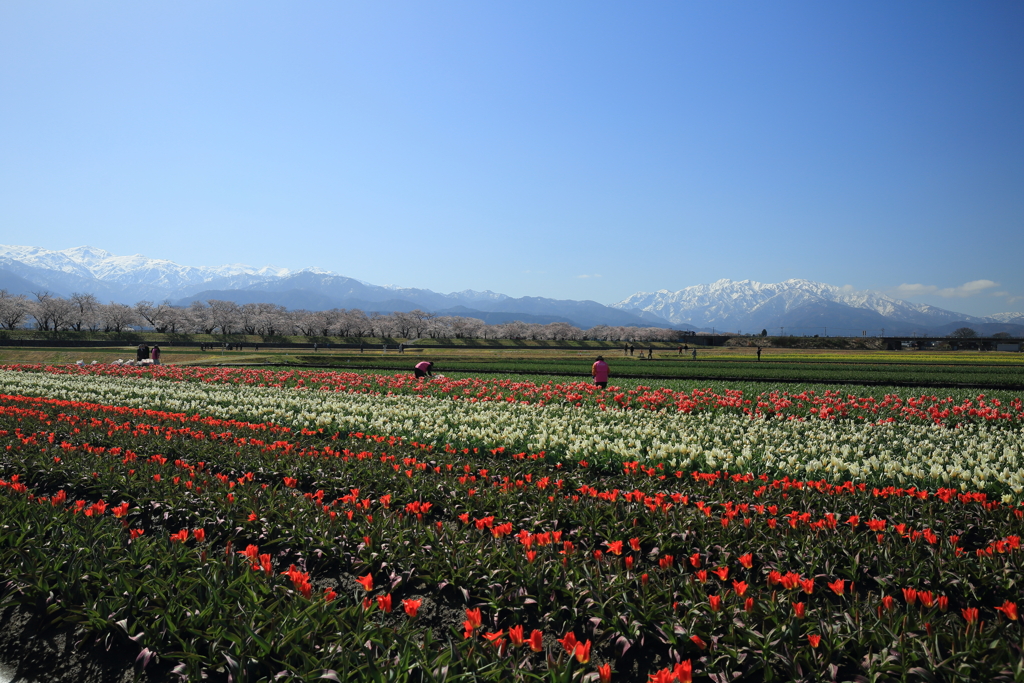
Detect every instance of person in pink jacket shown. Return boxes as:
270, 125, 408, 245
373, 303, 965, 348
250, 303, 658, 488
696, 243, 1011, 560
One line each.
591, 356, 609, 388
414, 361, 434, 379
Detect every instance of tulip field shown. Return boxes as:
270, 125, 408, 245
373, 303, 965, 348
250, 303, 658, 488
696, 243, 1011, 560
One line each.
1, 363, 1023, 682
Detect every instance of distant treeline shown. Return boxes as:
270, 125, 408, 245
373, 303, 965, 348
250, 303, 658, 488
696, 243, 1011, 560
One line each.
0, 290, 687, 342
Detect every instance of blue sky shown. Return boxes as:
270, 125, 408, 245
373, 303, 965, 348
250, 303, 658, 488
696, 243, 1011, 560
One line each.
1, 2, 1021, 316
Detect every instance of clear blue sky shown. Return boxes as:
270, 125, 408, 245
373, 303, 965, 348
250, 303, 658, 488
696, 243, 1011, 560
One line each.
2, 2, 1021, 316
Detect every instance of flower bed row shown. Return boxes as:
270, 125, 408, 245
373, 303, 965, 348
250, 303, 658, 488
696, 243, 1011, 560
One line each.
1, 391, 1023, 681
1, 368, 1022, 497
7, 363, 1024, 427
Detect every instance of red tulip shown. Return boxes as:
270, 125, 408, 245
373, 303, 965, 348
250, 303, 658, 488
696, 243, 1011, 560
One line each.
792, 602, 806, 619
574, 639, 592, 664
995, 600, 1018, 620
402, 598, 421, 617
356, 574, 374, 592
482, 630, 505, 649
558, 631, 578, 654
529, 629, 544, 652
597, 663, 612, 683
508, 624, 524, 647
377, 594, 392, 612
808, 634, 821, 648
650, 670, 674, 683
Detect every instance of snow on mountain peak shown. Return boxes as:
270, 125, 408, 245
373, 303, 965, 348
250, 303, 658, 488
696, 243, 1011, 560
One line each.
0, 244, 302, 283
612, 278, 989, 330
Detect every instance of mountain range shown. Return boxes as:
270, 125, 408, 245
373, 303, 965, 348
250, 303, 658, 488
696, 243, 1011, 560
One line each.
613, 280, 1024, 337
1, 244, 1022, 336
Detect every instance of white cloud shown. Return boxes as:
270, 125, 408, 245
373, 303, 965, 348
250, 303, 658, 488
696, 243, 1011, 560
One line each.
893, 283, 938, 297
576, 273, 602, 279
894, 279, 999, 299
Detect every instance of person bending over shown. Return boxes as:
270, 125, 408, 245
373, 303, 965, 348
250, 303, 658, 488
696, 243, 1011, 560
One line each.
414, 361, 434, 379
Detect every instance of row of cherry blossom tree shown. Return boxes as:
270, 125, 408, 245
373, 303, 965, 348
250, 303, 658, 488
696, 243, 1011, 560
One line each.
0, 290, 684, 342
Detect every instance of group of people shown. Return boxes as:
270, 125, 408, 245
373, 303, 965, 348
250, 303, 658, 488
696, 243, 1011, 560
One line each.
622, 344, 656, 359
135, 343, 161, 364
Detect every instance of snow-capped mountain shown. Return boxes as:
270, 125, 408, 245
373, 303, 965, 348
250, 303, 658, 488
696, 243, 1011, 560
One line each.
0, 244, 655, 329
0, 244, 291, 290
2, 245, 1019, 333
989, 312, 1024, 324
612, 279, 1002, 335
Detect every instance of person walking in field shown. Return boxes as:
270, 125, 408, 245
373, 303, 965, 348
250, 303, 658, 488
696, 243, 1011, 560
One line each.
592, 356, 609, 388
648, 346, 653, 359
692, 349, 697, 360
151, 345, 161, 365
757, 347, 762, 361
414, 360, 434, 379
